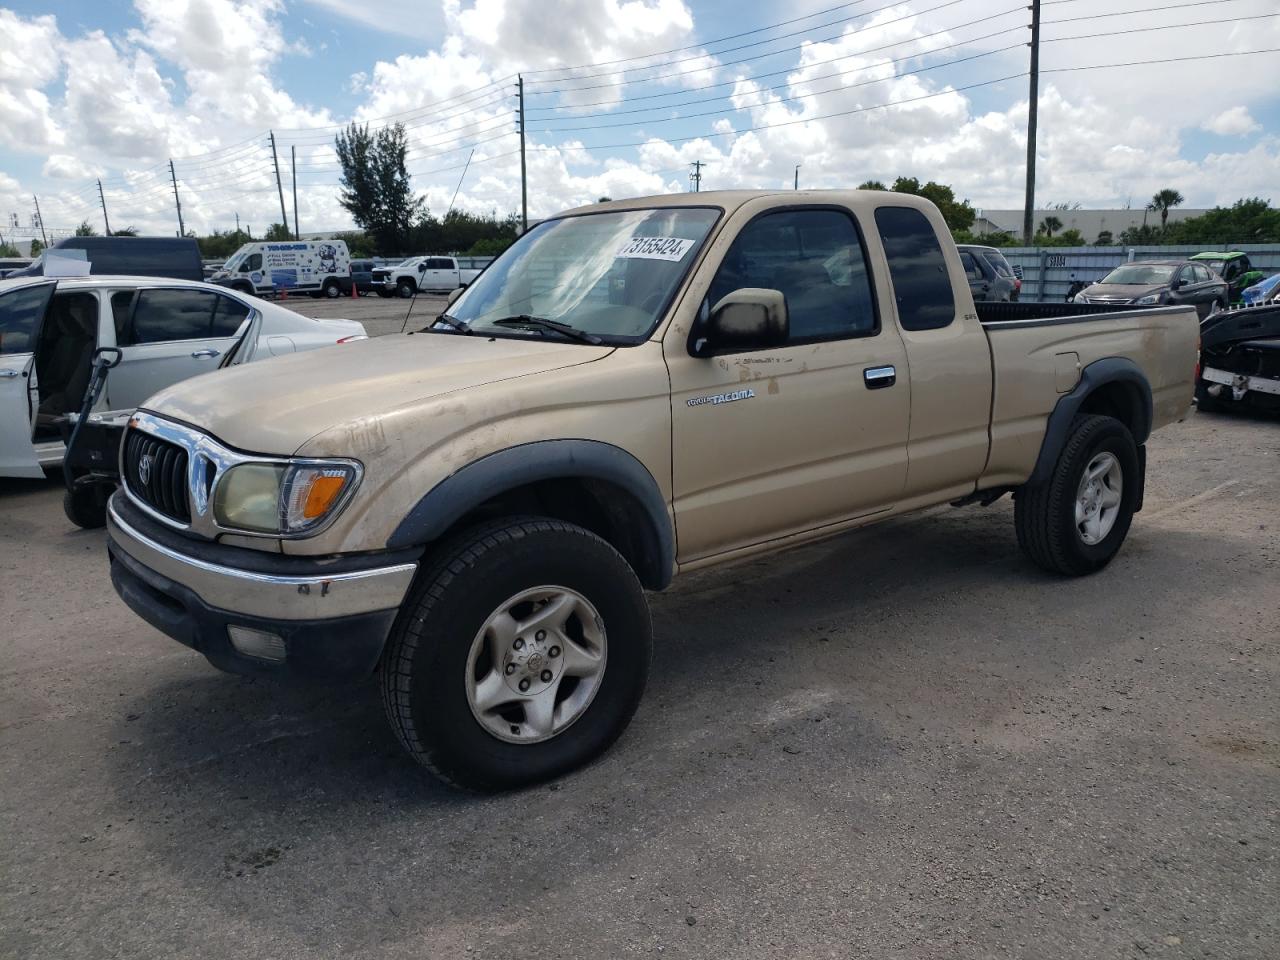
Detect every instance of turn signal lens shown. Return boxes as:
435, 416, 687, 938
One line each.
282, 465, 356, 532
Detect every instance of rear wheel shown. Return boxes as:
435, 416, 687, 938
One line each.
1015, 414, 1139, 576
323, 278, 341, 298
380, 517, 652, 790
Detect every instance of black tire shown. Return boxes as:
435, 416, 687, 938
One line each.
396, 279, 415, 298
380, 517, 652, 790
63, 485, 109, 529
1195, 380, 1225, 414
323, 278, 341, 298
1014, 414, 1140, 576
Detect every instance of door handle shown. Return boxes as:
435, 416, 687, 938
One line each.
0, 369, 18, 379
864, 365, 897, 389
191, 348, 220, 359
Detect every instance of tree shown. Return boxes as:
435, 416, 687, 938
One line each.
29, 238, 43, 256
75, 221, 98, 237
263, 222, 293, 241
597, 196, 613, 203
0, 241, 20, 257
857, 180, 887, 190
1149, 188, 1184, 232
1119, 223, 1162, 245
887, 177, 975, 231
1168, 197, 1279, 244
1038, 215, 1063, 238
1095, 230, 1114, 246
113, 226, 138, 237
335, 121, 424, 254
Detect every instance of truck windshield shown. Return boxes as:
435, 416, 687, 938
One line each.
446, 207, 720, 341
1101, 264, 1176, 285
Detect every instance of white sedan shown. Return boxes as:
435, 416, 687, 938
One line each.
0, 275, 366, 478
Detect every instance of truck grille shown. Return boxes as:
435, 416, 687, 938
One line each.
123, 429, 191, 524
372, 269, 390, 281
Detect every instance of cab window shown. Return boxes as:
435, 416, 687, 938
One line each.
210, 295, 251, 338
874, 206, 956, 331
706, 208, 878, 342
959, 251, 983, 282
241, 254, 262, 273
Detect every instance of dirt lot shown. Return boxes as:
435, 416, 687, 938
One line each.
278, 290, 450, 337
1, 409, 1277, 959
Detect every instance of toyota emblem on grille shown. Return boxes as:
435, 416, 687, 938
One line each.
138, 453, 153, 485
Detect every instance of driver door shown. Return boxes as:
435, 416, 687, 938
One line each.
0, 281, 56, 478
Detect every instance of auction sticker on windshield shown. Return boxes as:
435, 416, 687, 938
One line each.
616, 237, 696, 261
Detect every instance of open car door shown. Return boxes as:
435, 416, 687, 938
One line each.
219, 306, 262, 368
0, 281, 56, 478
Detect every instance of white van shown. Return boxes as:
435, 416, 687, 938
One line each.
210, 240, 351, 298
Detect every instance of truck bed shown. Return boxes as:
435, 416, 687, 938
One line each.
975, 301, 1149, 324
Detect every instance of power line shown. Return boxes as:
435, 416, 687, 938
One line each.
527, 4, 1025, 96
1042, 12, 1280, 40
527, 23, 1026, 114
1044, 0, 1252, 25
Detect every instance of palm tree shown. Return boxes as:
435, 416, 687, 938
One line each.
1038, 215, 1062, 238
1149, 189, 1184, 232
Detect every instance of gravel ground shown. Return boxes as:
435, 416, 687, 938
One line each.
279, 291, 449, 338
1, 409, 1277, 960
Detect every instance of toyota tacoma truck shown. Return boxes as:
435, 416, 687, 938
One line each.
105, 191, 1198, 790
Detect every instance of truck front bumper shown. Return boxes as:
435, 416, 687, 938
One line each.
106, 495, 419, 680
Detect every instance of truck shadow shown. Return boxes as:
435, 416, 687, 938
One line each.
95, 503, 1228, 944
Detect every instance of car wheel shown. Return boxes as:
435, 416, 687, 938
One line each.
396, 280, 415, 298
63, 485, 110, 529
1014, 414, 1140, 576
380, 517, 652, 791
323, 279, 341, 298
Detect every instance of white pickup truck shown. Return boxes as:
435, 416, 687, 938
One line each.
372, 256, 482, 298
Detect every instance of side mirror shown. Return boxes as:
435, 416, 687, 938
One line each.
692, 288, 788, 357
418, 263, 427, 272
446, 286, 465, 307
1172, 277, 1187, 290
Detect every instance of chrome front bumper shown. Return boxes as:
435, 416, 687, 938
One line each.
106, 498, 416, 621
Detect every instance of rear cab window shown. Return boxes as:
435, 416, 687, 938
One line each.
874, 206, 956, 331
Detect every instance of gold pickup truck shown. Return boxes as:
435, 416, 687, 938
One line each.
105, 191, 1198, 789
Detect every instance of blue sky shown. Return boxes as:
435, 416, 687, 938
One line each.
1, 0, 1277, 238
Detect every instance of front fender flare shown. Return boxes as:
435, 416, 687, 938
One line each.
386, 439, 675, 589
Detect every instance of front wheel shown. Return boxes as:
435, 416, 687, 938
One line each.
380, 517, 652, 790
396, 279, 415, 298
1015, 414, 1139, 576
323, 279, 341, 298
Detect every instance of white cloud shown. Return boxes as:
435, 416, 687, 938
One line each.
42, 154, 103, 180
1202, 105, 1262, 137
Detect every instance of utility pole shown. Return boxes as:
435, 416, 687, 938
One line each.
517, 75, 528, 232
169, 160, 185, 237
235, 212, 240, 235
97, 179, 112, 236
1022, 0, 1041, 245
268, 131, 289, 236
291, 144, 299, 240
689, 160, 705, 192
32, 195, 48, 246
794, 164, 801, 190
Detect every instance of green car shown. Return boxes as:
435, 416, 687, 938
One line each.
1190, 252, 1266, 304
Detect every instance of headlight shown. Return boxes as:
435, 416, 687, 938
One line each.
213, 460, 360, 535
1134, 293, 1162, 305
1073, 292, 1088, 303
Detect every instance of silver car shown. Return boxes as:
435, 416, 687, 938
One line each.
0, 276, 366, 478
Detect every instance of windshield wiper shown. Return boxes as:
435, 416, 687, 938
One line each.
490, 315, 603, 345
430, 312, 472, 334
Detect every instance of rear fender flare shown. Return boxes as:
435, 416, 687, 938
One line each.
1028, 358, 1153, 488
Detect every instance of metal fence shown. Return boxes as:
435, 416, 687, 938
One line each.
1003, 245, 1280, 302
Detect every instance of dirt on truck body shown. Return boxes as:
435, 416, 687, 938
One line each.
103, 190, 1199, 789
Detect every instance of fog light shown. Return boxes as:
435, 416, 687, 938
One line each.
227, 626, 287, 662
